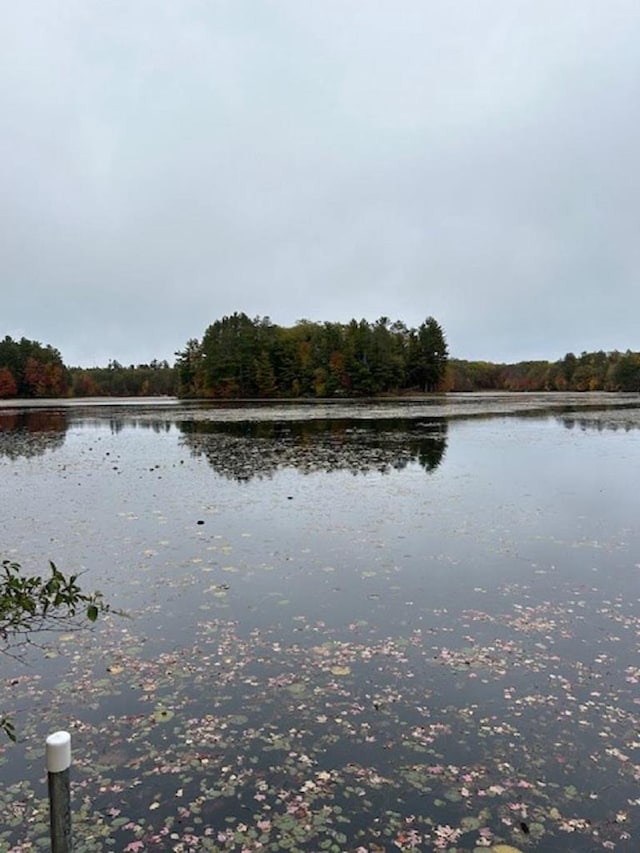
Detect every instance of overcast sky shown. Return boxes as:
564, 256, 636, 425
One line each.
2, 1, 639, 367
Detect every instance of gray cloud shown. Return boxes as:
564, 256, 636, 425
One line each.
2, 0, 639, 366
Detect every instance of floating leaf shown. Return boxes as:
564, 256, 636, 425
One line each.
151, 707, 174, 723
330, 665, 351, 676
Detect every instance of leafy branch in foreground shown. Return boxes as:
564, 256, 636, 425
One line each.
1, 558, 116, 741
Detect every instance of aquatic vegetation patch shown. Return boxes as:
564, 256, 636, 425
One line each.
2, 580, 639, 852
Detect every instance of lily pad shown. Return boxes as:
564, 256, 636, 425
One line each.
151, 707, 175, 723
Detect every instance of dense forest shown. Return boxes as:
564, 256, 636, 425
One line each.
68, 359, 176, 397
0, 336, 175, 399
445, 349, 640, 392
0, 336, 68, 398
175, 314, 449, 397
1, 318, 640, 399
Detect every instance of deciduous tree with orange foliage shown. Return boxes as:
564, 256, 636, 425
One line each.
0, 366, 17, 398
0, 335, 69, 398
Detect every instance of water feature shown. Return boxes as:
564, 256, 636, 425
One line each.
1, 394, 639, 851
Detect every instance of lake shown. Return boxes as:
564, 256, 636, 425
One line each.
1, 393, 639, 852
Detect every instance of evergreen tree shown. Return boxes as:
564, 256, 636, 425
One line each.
407, 317, 449, 391
176, 313, 450, 398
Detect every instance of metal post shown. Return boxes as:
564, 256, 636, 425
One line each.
46, 731, 72, 853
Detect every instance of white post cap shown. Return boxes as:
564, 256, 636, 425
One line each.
46, 731, 71, 773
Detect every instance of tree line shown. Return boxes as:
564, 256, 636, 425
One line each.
68, 359, 176, 397
446, 350, 640, 392
3, 325, 640, 399
175, 313, 449, 398
0, 336, 176, 398
0, 336, 67, 398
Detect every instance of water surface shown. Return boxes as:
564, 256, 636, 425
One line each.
1, 395, 639, 852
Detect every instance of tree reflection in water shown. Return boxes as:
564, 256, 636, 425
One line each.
0, 410, 67, 459
178, 417, 448, 481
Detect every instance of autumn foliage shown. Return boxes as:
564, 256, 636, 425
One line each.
2, 326, 640, 400
0, 336, 68, 398
445, 350, 640, 393
0, 366, 17, 399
